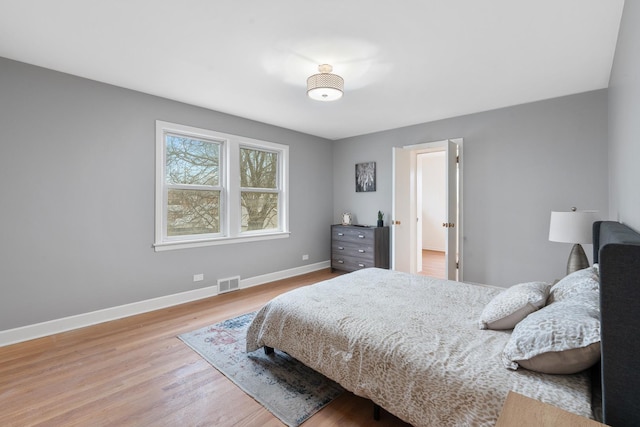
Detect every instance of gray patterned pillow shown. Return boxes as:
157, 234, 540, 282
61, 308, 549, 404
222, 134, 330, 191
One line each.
502, 292, 601, 374
548, 265, 599, 304
478, 281, 550, 330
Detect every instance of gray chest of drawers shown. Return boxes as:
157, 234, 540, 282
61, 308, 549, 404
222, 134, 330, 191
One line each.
331, 224, 390, 272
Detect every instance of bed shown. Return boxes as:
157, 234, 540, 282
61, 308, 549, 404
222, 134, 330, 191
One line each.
246, 221, 640, 426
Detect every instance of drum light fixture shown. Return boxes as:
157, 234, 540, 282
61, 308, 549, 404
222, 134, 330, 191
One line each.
307, 64, 344, 101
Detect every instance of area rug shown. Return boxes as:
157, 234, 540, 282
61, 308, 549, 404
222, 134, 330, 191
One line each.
178, 312, 344, 427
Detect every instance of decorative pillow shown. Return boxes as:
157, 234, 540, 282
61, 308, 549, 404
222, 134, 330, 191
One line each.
516, 342, 601, 374
478, 281, 550, 330
502, 294, 601, 374
548, 266, 599, 304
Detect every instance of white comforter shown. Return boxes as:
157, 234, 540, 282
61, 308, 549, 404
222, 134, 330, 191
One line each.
246, 268, 593, 426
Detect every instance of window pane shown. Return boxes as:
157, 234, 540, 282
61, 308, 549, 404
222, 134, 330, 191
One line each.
241, 192, 278, 231
167, 189, 220, 236
240, 148, 277, 189
166, 135, 219, 186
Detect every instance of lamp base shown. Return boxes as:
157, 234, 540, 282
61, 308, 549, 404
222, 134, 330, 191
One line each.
566, 243, 589, 275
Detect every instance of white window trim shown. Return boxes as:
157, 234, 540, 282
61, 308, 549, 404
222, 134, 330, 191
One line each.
237, 142, 286, 237
154, 121, 289, 251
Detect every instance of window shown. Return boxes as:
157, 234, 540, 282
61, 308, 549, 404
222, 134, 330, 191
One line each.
155, 121, 289, 251
165, 134, 222, 237
240, 147, 279, 232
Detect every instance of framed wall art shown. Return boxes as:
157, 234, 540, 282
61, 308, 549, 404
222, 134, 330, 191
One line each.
355, 161, 376, 192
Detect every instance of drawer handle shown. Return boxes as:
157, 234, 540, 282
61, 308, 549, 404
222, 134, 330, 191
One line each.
358, 249, 365, 253
358, 235, 365, 238
338, 246, 344, 250
337, 260, 344, 264
337, 232, 344, 236
358, 263, 365, 267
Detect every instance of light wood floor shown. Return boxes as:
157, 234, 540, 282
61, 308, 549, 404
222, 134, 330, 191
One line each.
0, 269, 411, 427
418, 250, 446, 279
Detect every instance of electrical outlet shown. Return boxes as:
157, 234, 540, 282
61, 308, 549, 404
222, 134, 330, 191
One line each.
193, 273, 204, 282
302, 254, 309, 260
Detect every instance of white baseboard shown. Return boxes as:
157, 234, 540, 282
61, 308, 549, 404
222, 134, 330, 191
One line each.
241, 260, 330, 289
0, 260, 330, 348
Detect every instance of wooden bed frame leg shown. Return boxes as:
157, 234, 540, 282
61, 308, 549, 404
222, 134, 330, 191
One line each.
264, 346, 274, 355
373, 403, 381, 421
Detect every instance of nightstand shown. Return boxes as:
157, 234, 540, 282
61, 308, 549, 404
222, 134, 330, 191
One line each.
496, 391, 606, 426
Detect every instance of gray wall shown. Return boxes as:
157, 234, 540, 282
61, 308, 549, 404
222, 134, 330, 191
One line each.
609, 0, 640, 231
0, 57, 334, 330
3, 24, 628, 330
333, 90, 609, 287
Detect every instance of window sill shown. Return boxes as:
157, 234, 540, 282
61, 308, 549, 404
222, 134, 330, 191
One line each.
154, 231, 290, 252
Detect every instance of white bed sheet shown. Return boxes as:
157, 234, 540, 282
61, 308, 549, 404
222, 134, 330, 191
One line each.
246, 268, 593, 426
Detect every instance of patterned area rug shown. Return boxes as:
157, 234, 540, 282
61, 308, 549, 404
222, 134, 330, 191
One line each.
178, 312, 344, 427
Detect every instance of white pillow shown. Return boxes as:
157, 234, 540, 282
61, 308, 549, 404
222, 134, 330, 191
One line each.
478, 281, 550, 330
502, 293, 601, 374
548, 265, 599, 304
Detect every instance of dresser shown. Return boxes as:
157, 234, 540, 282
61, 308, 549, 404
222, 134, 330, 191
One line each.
331, 225, 389, 272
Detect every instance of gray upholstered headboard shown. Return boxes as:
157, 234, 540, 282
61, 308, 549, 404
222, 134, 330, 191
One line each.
594, 221, 640, 427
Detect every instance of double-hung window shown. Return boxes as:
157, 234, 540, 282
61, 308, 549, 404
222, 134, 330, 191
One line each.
155, 121, 289, 251
240, 146, 280, 232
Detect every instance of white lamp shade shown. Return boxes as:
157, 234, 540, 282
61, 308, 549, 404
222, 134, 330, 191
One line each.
549, 210, 598, 244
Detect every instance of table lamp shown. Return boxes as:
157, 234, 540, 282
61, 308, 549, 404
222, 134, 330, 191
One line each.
549, 208, 598, 275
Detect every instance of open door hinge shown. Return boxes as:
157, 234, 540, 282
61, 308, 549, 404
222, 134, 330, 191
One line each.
456, 155, 460, 163
456, 261, 459, 269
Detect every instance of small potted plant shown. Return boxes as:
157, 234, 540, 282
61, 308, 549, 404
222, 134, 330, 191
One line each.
377, 211, 384, 227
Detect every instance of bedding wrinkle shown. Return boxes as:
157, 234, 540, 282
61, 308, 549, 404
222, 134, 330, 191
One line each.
246, 268, 593, 426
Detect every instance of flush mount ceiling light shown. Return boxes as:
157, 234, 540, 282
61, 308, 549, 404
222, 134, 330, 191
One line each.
307, 64, 344, 101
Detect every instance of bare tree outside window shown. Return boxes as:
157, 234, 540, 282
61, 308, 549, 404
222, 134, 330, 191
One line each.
240, 147, 279, 231
165, 135, 221, 236
155, 121, 289, 250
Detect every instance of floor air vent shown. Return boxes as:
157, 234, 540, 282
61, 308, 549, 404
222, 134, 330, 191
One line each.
217, 276, 240, 294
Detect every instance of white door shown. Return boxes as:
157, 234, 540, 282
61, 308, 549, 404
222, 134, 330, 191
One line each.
392, 140, 462, 280
391, 147, 416, 273
445, 140, 458, 280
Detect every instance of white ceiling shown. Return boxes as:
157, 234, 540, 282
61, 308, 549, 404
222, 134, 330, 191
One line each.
0, 1, 625, 140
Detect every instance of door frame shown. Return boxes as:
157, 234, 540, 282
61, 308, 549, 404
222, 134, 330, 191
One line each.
392, 138, 464, 281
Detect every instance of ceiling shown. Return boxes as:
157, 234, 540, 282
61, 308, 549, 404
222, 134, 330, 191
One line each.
0, 1, 625, 140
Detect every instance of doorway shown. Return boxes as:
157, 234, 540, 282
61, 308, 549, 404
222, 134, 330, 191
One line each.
391, 139, 462, 281
417, 151, 446, 279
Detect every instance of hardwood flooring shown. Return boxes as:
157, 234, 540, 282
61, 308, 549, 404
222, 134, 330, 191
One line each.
417, 250, 446, 279
0, 269, 411, 427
